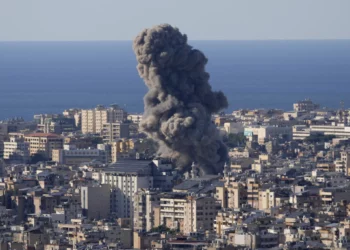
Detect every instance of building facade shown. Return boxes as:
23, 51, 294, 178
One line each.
101, 160, 153, 219
101, 123, 130, 143
52, 144, 108, 165
24, 133, 63, 159
81, 105, 127, 134
3, 135, 30, 163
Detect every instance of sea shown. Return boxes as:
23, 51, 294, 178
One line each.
0, 40, 350, 120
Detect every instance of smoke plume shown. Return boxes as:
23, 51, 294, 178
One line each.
133, 24, 228, 174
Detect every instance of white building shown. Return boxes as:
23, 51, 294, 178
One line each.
223, 122, 244, 134
81, 105, 127, 134
244, 126, 292, 144
127, 114, 143, 124
101, 160, 153, 219
292, 125, 311, 140
3, 135, 30, 163
52, 144, 108, 165
159, 194, 217, 234
310, 123, 350, 138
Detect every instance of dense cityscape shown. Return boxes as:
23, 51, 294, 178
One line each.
1, 99, 350, 249
1, 1, 350, 248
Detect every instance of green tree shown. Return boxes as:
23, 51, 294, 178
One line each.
224, 133, 246, 148
30, 153, 47, 164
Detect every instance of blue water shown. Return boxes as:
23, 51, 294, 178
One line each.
0, 40, 350, 120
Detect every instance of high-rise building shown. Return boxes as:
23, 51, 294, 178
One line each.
101, 160, 153, 219
134, 189, 161, 232
341, 151, 350, 176
81, 105, 127, 134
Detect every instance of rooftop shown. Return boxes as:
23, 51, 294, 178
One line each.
25, 133, 60, 138
103, 160, 152, 175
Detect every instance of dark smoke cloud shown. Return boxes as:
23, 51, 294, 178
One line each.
133, 24, 228, 174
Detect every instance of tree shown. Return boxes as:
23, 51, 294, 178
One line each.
30, 153, 47, 164
224, 133, 246, 148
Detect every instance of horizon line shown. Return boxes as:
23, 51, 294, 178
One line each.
1, 38, 350, 43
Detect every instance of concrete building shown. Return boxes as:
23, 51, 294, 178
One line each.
52, 144, 108, 165
110, 139, 135, 163
216, 180, 247, 209
3, 135, 29, 163
81, 105, 127, 134
293, 125, 311, 140
81, 185, 110, 220
183, 196, 217, 234
101, 160, 153, 219
101, 122, 129, 143
293, 99, 319, 112
158, 193, 217, 234
24, 133, 63, 159
127, 114, 143, 124
134, 189, 161, 232
159, 193, 187, 231
310, 123, 350, 138
244, 126, 292, 145
36, 114, 76, 134
258, 189, 289, 210
223, 122, 244, 134
247, 177, 260, 209
341, 151, 350, 176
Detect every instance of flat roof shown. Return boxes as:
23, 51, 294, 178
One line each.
103, 160, 152, 175
25, 133, 60, 138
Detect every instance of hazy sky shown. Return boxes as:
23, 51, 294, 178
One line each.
1, 0, 350, 41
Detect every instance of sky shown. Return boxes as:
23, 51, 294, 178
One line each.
0, 0, 350, 41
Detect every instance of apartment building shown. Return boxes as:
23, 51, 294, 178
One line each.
292, 125, 311, 140
81, 105, 127, 134
159, 194, 217, 234
310, 123, 350, 138
223, 122, 244, 134
101, 160, 153, 219
81, 185, 110, 220
127, 114, 143, 124
52, 144, 108, 165
24, 133, 63, 159
247, 177, 260, 209
340, 151, 350, 176
3, 134, 30, 163
160, 193, 187, 231
111, 139, 135, 163
244, 126, 292, 145
214, 209, 242, 236
216, 182, 247, 209
183, 196, 218, 234
258, 189, 289, 210
101, 122, 130, 143
134, 189, 161, 232
293, 99, 319, 112
35, 114, 76, 134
